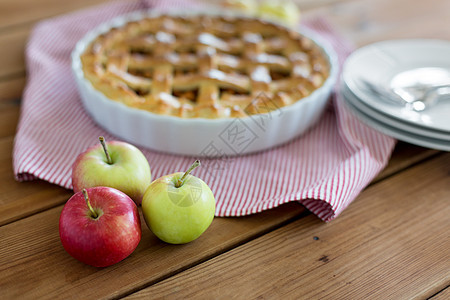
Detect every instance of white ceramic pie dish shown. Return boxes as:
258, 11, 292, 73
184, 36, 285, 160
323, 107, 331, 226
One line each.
72, 9, 338, 156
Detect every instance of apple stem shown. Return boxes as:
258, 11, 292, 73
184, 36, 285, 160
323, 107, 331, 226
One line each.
175, 160, 201, 188
82, 189, 98, 219
99, 136, 112, 165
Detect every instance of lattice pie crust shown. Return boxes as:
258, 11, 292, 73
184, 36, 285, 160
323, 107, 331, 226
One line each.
81, 15, 330, 118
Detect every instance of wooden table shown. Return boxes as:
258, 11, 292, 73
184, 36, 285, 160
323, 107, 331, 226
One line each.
1, 0, 449, 298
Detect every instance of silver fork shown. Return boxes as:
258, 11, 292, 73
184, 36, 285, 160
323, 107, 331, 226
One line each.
358, 79, 450, 112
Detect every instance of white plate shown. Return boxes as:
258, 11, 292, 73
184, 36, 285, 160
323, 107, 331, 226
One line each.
72, 9, 339, 156
341, 81, 450, 141
343, 39, 450, 132
341, 87, 450, 151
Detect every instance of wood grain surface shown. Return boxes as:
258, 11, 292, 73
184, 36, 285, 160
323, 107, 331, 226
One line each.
126, 153, 450, 299
430, 287, 450, 300
0, 0, 112, 29
0, 0, 449, 298
0, 76, 25, 101
0, 202, 306, 299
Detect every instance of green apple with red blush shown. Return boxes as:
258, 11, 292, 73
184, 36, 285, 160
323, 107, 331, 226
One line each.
142, 160, 216, 244
72, 136, 151, 205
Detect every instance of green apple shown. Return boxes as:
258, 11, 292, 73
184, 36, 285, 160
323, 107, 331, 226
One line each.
258, 0, 301, 26
142, 160, 215, 244
223, 0, 257, 14
72, 136, 151, 205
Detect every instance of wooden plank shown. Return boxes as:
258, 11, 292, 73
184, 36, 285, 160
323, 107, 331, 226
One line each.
0, 0, 112, 81
0, 0, 117, 80
125, 153, 450, 299
0, 100, 20, 138
430, 287, 450, 300
0, 137, 71, 226
305, 0, 450, 46
373, 142, 439, 183
0, 0, 113, 30
0, 75, 25, 101
0, 201, 305, 299
0, 27, 28, 78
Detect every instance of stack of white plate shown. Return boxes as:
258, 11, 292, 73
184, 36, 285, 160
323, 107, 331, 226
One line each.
341, 39, 450, 151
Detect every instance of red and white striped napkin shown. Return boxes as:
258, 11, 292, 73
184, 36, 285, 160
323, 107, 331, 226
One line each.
13, 0, 395, 221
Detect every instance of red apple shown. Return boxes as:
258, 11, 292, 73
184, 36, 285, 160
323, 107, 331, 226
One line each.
59, 187, 141, 267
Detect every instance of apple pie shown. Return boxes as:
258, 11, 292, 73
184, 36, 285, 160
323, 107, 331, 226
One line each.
81, 14, 330, 119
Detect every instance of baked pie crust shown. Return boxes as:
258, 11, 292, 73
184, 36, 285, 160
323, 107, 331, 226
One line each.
81, 14, 330, 119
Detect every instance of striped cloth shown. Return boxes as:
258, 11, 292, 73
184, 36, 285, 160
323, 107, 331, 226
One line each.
13, 0, 395, 221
